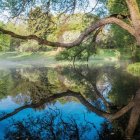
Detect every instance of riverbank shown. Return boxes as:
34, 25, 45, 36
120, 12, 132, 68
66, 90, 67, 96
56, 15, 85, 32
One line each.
0, 48, 133, 61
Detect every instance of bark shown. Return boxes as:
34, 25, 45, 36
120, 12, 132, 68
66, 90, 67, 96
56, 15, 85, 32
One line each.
109, 101, 134, 120
125, 0, 140, 23
125, 89, 140, 139
0, 17, 135, 48
0, 89, 136, 122
0, 90, 110, 122
125, 0, 140, 45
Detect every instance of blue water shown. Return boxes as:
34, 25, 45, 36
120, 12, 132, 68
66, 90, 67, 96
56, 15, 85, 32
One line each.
0, 96, 106, 140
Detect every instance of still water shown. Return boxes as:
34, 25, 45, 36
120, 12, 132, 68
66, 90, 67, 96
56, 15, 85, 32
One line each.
0, 61, 139, 140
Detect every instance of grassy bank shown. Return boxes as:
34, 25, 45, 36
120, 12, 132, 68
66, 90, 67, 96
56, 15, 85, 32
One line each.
0, 48, 137, 63
0, 52, 54, 61
0, 49, 134, 69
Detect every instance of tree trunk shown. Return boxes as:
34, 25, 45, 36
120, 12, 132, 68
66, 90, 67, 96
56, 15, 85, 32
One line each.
126, 0, 140, 45
125, 89, 140, 139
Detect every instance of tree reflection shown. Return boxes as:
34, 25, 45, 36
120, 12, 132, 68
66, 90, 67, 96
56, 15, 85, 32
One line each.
0, 70, 13, 99
0, 89, 138, 139
0, 64, 139, 139
5, 109, 86, 140
4, 108, 112, 140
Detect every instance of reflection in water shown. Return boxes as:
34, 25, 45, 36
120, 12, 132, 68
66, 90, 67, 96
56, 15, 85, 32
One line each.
0, 62, 139, 139
5, 107, 106, 140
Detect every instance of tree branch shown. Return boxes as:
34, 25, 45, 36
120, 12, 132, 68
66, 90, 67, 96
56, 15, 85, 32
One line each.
0, 90, 110, 122
110, 14, 130, 19
0, 17, 135, 48
109, 101, 134, 120
0, 89, 136, 122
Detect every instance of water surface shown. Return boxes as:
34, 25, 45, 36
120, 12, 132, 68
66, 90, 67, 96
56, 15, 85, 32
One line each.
0, 61, 139, 140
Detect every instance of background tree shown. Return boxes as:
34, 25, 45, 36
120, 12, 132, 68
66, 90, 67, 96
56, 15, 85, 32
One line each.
28, 7, 56, 38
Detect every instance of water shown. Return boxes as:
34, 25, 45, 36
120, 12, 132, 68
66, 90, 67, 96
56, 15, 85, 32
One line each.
0, 61, 139, 140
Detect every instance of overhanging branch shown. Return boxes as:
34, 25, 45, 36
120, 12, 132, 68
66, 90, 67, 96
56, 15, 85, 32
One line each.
0, 90, 135, 122
0, 17, 135, 48
0, 90, 110, 121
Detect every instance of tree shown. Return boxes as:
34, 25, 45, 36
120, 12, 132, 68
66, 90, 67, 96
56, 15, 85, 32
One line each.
0, 22, 10, 51
27, 7, 56, 38
0, 0, 139, 48
5, 108, 105, 140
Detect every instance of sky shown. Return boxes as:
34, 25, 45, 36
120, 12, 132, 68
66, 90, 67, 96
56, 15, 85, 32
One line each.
0, 0, 98, 23
0, 96, 106, 140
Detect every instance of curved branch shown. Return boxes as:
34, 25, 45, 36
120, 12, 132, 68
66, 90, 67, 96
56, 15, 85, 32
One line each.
0, 17, 135, 48
109, 101, 134, 120
0, 90, 110, 122
110, 14, 130, 19
0, 89, 136, 122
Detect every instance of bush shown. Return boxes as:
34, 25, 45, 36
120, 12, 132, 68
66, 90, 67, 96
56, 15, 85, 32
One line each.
55, 44, 96, 61
16, 40, 40, 52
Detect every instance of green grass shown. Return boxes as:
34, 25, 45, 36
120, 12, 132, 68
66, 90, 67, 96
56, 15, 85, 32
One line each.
89, 48, 138, 61
0, 52, 54, 61
0, 50, 134, 70
0, 51, 78, 68
127, 63, 140, 76
0, 48, 136, 65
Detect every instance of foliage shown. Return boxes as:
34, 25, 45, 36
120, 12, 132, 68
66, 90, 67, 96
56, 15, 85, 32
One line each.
108, 69, 139, 106
28, 7, 56, 38
0, 22, 11, 51
17, 40, 40, 52
0, 70, 13, 99
55, 43, 96, 61
47, 13, 97, 42
0, 0, 140, 56
108, 25, 135, 49
127, 63, 140, 77
47, 68, 87, 94
105, 0, 136, 48
0, 34, 11, 51
93, 0, 136, 50
0, 21, 28, 52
